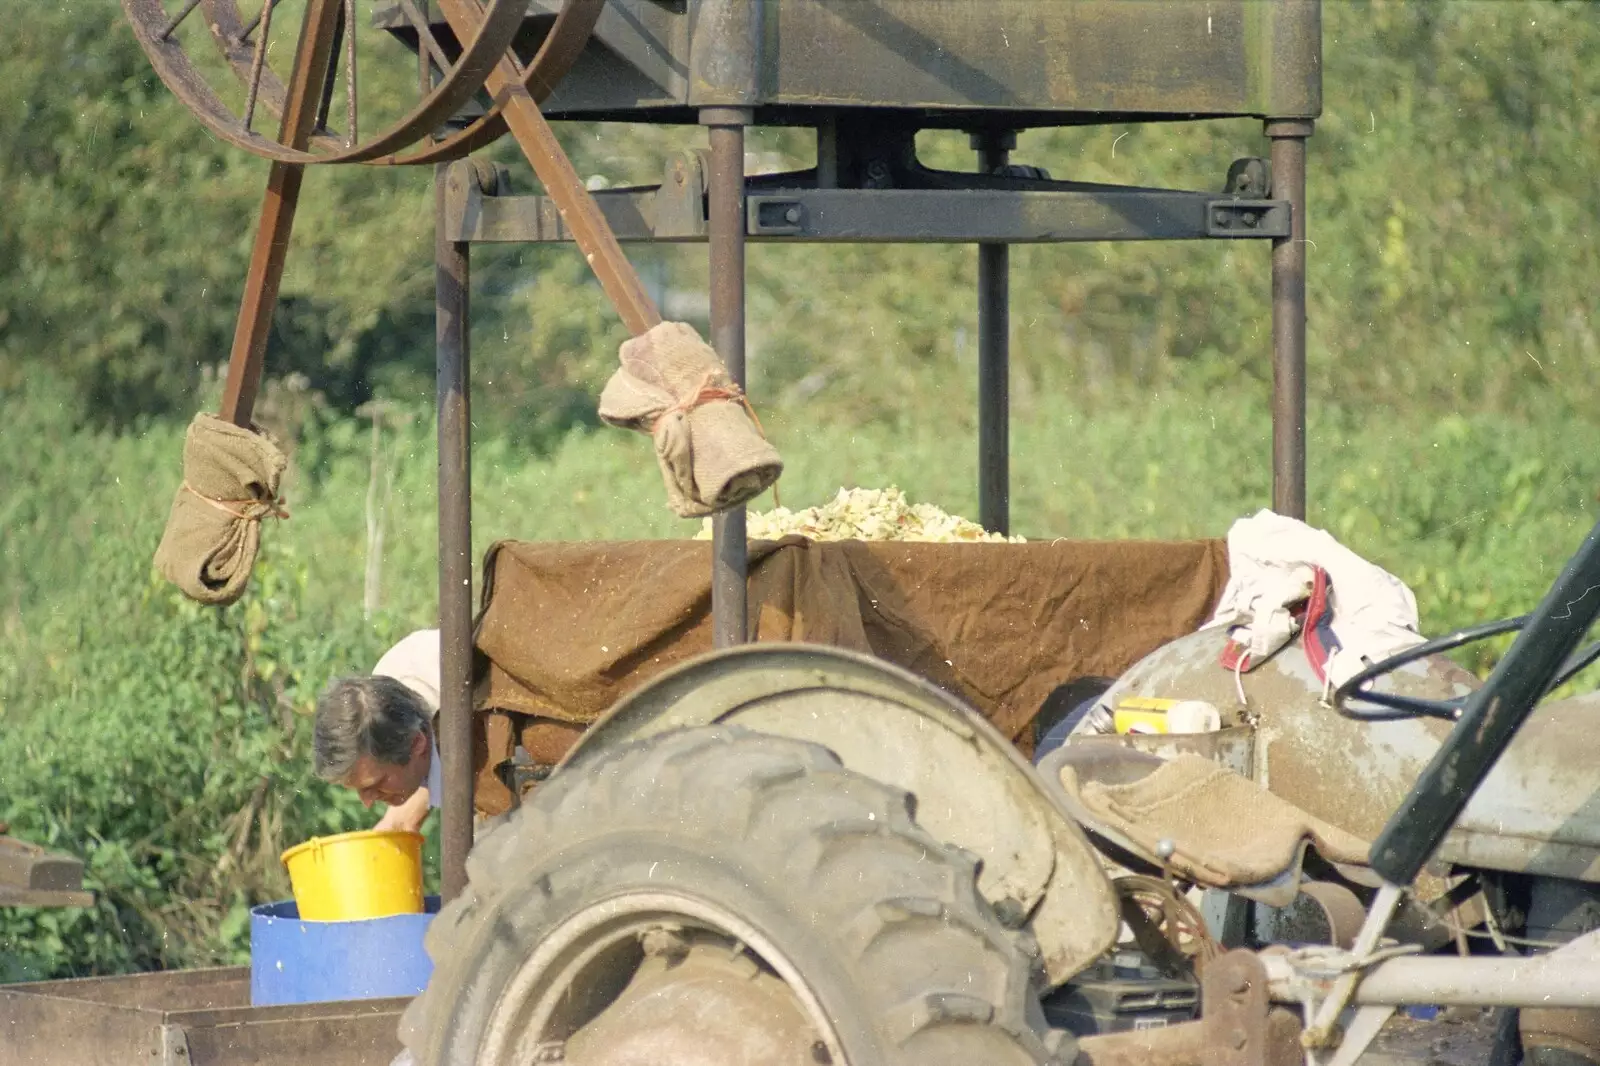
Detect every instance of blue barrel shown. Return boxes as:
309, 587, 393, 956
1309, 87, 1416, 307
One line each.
249, 896, 440, 1006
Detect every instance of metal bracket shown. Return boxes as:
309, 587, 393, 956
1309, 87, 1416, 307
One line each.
747, 196, 804, 237
0, 834, 94, 908
1206, 200, 1289, 238
1075, 950, 1299, 1066
654, 149, 710, 238
1224, 157, 1273, 198
1202, 950, 1276, 1066
159, 1023, 191, 1066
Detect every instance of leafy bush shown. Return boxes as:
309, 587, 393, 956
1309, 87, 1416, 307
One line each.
0, 531, 431, 980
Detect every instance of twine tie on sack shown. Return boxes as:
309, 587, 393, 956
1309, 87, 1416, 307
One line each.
649, 371, 766, 438
182, 480, 291, 522
648, 372, 780, 508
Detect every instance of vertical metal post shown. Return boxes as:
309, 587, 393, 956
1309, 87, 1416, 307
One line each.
1268, 119, 1312, 520
703, 107, 751, 648
436, 162, 474, 903
973, 130, 1015, 536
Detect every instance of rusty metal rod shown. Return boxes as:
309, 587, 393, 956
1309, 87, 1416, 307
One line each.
157, 0, 205, 40
974, 130, 1015, 536
434, 0, 662, 336
312, 5, 346, 135
235, 7, 265, 44
343, 0, 358, 147
1268, 119, 1311, 520
706, 108, 751, 649
436, 163, 474, 904
241, 0, 278, 132
397, 0, 452, 74
217, 0, 342, 427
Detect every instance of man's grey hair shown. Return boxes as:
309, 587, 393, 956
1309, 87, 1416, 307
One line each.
313, 675, 432, 782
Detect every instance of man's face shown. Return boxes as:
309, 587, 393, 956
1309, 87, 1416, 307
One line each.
342, 730, 430, 809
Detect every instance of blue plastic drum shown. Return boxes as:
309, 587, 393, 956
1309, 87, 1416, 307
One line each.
249, 896, 440, 1005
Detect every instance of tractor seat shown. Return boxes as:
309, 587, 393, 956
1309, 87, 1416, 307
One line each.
1037, 740, 1371, 905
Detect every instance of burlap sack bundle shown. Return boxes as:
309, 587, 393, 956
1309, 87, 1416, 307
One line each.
152, 413, 288, 606
598, 321, 783, 517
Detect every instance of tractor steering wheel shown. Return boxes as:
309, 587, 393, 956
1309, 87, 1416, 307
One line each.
1334, 615, 1600, 723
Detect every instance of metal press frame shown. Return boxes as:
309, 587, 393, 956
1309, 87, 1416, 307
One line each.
430, 115, 1312, 898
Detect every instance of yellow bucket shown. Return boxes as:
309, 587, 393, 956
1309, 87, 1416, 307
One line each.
1113, 696, 1223, 736
280, 829, 424, 922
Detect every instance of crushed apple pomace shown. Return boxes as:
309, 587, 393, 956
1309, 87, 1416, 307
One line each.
696, 486, 1026, 543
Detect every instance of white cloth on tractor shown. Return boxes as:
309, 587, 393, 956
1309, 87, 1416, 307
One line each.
1203, 509, 1424, 686
373, 629, 443, 810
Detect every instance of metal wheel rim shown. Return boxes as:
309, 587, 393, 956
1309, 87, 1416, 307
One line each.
479, 889, 849, 1066
382, 0, 604, 166
121, 0, 534, 165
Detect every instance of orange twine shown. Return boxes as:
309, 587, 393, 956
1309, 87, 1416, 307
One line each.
650, 373, 780, 508
182, 481, 290, 522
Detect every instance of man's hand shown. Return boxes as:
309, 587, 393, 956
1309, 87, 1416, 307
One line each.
374, 787, 431, 833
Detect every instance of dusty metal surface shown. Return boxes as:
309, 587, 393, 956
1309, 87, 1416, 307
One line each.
1369, 521, 1600, 886
1099, 628, 1459, 841
1356, 1010, 1501, 1066
560, 643, 1123, 988
0, 967, 406, 1066
444, 164, 1294, 245
383, 0, 1321, 125
1077, 951, 1301, 1066
1100, 620, 1600, 885
0, 835, 93, 908
1254, 880, 1366, 950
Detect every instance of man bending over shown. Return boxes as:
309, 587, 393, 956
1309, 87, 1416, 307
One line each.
312, 629, 441, 833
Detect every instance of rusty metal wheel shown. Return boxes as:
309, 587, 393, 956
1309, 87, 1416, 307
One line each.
400, 727, 1072, 1066
1114, 875, 1222, 978
121, 0, 602, 165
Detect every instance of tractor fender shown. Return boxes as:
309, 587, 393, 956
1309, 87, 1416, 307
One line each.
558, 643, 1120, 989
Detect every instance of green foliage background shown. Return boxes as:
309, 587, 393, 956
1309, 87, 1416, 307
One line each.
2, 0, 1599, 980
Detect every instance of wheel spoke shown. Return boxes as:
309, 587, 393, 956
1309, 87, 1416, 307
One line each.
396, 0, 452, 75
235, 5, 264, 45
314, 9, 345, 134
343, 0, 358, 147
241, 0, 277, 133
157, 0, 206, 41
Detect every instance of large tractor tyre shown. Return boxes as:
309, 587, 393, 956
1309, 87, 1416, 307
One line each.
400, 726, 1071, 1066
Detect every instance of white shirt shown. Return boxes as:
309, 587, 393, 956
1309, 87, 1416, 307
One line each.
373, 629, 444, 810
424, 738, 442, 810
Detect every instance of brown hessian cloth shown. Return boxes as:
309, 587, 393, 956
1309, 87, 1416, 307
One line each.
597, 321, 783, 518
471, 537, 1228, 767
1061, 754, 1372, 886
152, 413, 288, 607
